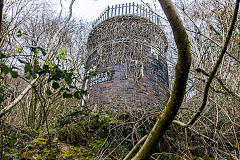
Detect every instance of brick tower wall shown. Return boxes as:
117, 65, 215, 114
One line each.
83, 15, 169, 109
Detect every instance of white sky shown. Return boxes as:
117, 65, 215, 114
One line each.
53, 0, 159, 21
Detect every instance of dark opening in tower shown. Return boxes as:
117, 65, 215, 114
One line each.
83, 3, 169, 109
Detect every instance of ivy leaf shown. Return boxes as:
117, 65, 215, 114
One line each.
10, 70, 18, 78
63, 91, 72, 98
92, 72, 97, 76
84, 65, 89, 69
34, 59, 39, 65
80, 89, 87, 95
38, 47, 46, 56
52, 81, 60, 89
33, 65, 40, 72
24, 63, 31, 73
9, 139, 15, 147
0, 51, 6, 59
17, 29, 22, 37
32, 74, 37, 79
45, 89, 52, 96
25, 75, 31, 80
1, 64, 9, 74
30, 46, 38, 54
73, 91, 80, 99
0, 94, 3, 102
84, 75, 90, 81
0, 88, 4, 92
64, 75, 72, 85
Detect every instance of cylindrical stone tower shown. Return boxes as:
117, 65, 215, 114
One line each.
83, 3, 169, 109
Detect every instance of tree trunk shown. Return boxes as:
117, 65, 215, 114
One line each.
130, 0, 191, 159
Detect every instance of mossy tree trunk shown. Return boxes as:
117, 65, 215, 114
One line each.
129, 0, 192, 159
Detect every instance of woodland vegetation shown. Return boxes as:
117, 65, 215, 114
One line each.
0, 0, 240, 159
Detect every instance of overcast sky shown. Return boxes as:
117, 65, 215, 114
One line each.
53, 0, 159, 21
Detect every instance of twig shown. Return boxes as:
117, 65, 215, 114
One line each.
173, 0, 239, 127
123, 135, 147, 160
0, 0, 76, 118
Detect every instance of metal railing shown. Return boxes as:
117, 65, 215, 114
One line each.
92, 2, 162, 27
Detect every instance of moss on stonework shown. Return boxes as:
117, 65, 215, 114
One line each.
57, 123, 88, 145
20, 120, 106, 159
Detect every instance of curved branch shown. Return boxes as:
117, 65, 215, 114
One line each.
123, 135, 147, 160
174, 0, 240, 127
0, 0, 76, 119
129, 0, 192, 159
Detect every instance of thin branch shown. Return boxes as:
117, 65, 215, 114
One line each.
129, 0, 192, 158
174, 0, 239, 127
195, 68, 240, 102
186, 28, 240, 64
0, 0, 3, 36
123, 135, 147, 160
0, 0, 76, 118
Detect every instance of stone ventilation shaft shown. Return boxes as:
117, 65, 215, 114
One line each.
82, 2, 169, 109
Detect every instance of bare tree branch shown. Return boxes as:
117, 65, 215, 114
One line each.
128, 0, 192, 159
173, 0, 239, 127
0, 0, 76, 118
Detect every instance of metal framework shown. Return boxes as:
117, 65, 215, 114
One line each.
92, 2, 162, 27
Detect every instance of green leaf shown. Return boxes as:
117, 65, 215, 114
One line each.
9, 139, 15, 147
0, 94, 3, 102
31, 47, 37, 54
80, 89, 87, 95
63, 91, 72, 98
25, 75, 31, 80
10, 70, 18, 78
84, 65, 89, 69
34, 59, 39, 65
24, 63, 31, 73
46, 89, 52, 96
32, 74, 37, 79
0, 88, 4, 92
0, 75, 3, 79
1, 64, 9, 74
64, 75, 72, 85
84, 75, 90, 81
92, 72, 97, 76
17, 29, 22, 37
52, 81, 60, 89
73, 91, 80, 99
0, 51, 6, 59
39, 47, 46, 56
33, 65, 40, 72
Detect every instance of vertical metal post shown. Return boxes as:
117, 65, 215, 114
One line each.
122, 4, 124, 15
114, 5, 117, 16
107, 6, 110, 18
151, 11, 153, 22
118, 4, 121, 15
125, 3, 127, 15
143, 6, 145, 17
129, 3, 131, 14
133, 2, 135, 14
148, 9, 151, 20
111, 5, 113, 17
136, 4, 139, 16
140, 5, 142, 16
